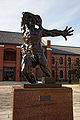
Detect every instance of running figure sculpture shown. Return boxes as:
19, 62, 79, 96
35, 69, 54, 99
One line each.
21, 12, 73, 83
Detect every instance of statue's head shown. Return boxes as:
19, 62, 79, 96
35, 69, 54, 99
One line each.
21, 12, 42, 27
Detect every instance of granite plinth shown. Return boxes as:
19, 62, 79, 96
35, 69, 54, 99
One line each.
12, 87, 73, 120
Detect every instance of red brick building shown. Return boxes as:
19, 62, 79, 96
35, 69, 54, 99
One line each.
0, 31, 23, 82
51, 44, 80, 81
0, 31, 80, 82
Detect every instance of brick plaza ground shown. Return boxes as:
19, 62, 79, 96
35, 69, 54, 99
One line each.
63, 84, 80, 120
0, 82, 80, 120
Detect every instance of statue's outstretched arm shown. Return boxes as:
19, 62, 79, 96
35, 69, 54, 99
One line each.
42, 26, 74, 40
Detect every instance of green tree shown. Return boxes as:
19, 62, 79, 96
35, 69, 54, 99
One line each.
70, 59, 80, 82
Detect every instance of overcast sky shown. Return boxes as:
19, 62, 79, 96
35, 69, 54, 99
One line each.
0, 0, 80, 46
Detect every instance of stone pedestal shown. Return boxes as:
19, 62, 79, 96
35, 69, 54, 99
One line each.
12, 87, 73, 120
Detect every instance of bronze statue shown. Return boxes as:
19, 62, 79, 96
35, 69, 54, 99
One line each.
21, 12, 73, 83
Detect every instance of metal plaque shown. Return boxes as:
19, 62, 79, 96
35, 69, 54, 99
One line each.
39, 95, 51, 101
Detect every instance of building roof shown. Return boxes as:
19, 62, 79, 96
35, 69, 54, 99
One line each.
0, 31, 24, 45
0, 31, 46, 46
51, 45, 80, 55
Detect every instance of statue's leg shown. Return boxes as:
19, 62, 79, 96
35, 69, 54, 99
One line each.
23, 71, 36, 84
21, 55, 36, 83
39, 55, 51, 77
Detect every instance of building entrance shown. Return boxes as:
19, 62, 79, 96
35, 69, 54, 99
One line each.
3, 67, 16, 81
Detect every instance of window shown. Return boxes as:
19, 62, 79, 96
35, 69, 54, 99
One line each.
52, 56, 55, 64
4, 50, 16, 61
20, 52, 22, 62
3, 67, 16, 81
76, 58, 79, 62
52, 70, 55, 78
68, 57, 71, 65
60, 70, 63, 78
59, 57, 63, 64
68, 70, 71, 83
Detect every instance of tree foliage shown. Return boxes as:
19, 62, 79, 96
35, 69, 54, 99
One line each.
70, 59, 80, 80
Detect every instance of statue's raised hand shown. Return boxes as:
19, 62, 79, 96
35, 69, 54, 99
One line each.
62, 26, 74, 40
